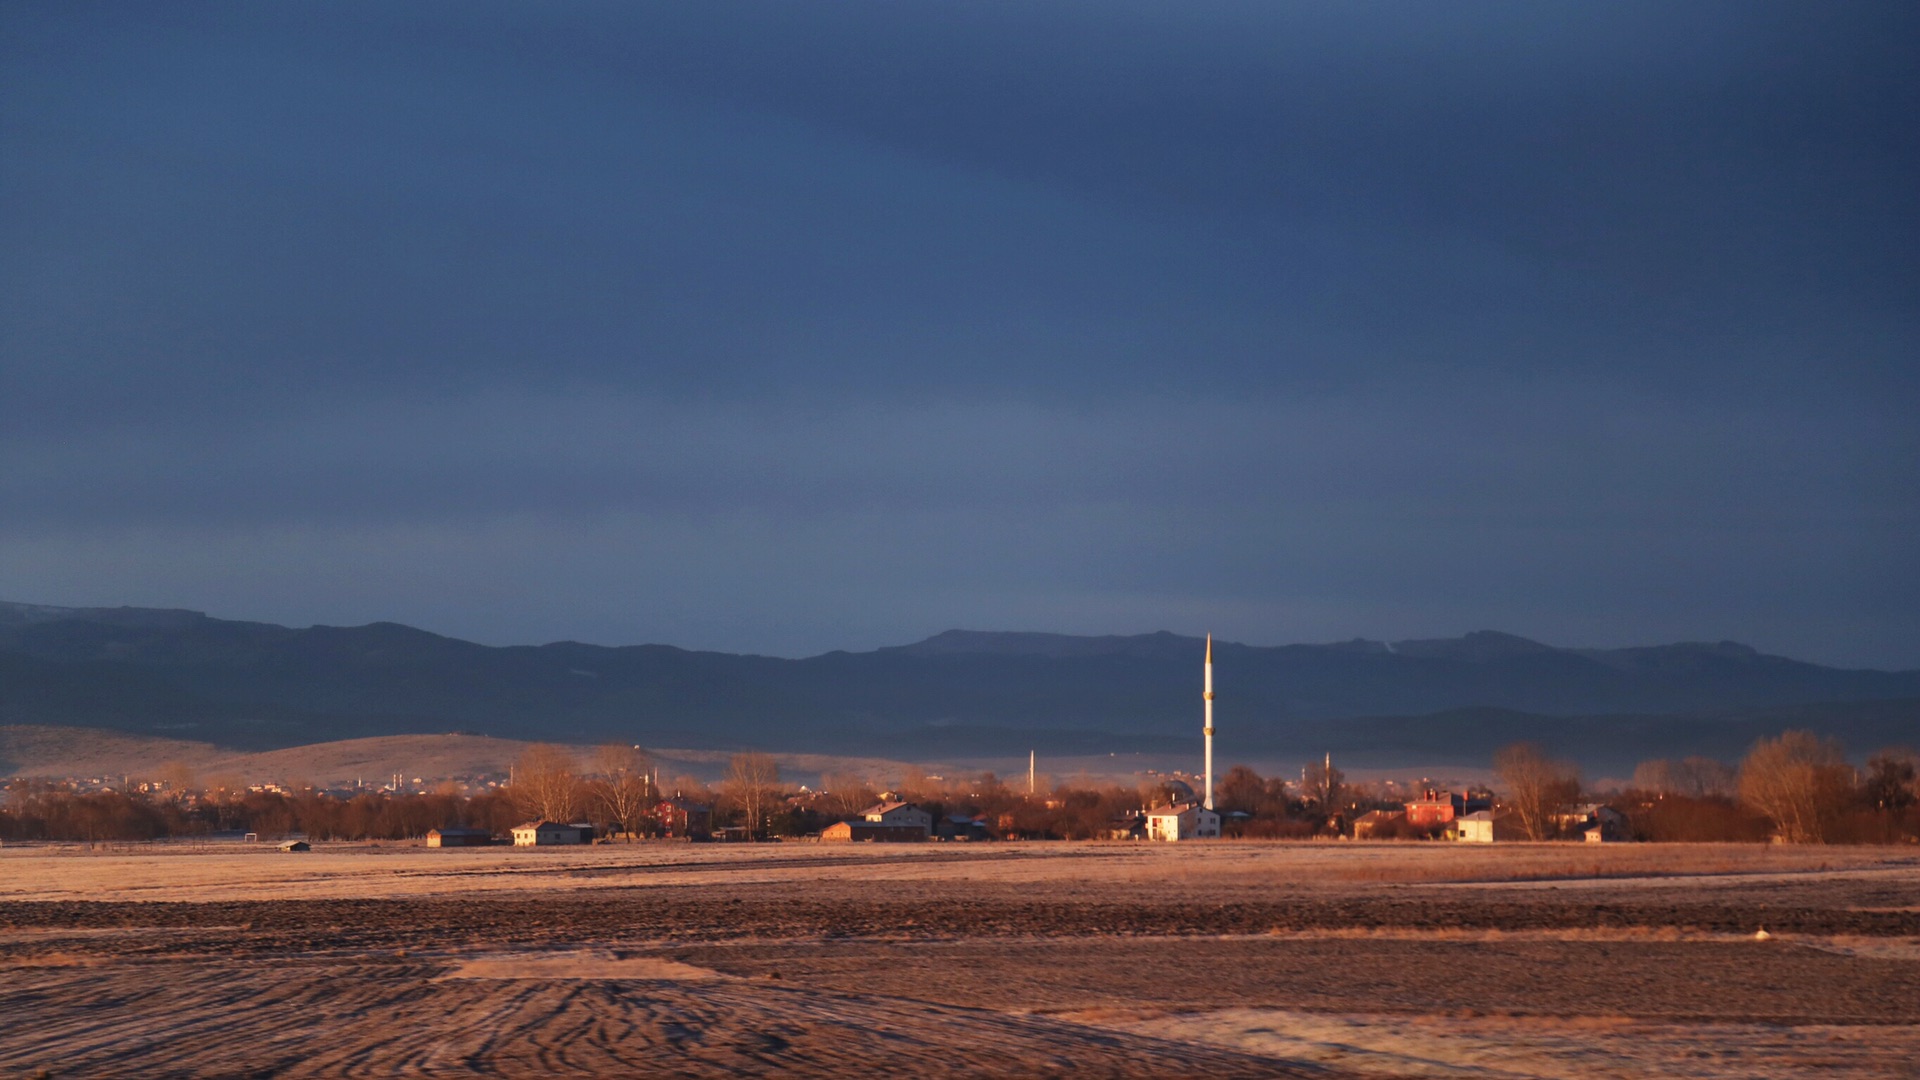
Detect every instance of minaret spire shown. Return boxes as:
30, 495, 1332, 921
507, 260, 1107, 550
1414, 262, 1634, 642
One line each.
1203, 633, 1215, 811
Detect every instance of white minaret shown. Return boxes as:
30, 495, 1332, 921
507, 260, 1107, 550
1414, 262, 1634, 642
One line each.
1203, 633, 1215, 811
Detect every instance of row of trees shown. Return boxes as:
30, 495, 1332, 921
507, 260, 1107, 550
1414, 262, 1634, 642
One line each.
509, 744, 788, 838
5, 733, 1914, 845
1492, 734, 1919, 844
0, 784, 532, 843
1733, 732, 1914, 844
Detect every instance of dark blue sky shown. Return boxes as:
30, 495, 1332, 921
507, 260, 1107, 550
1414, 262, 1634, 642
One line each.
3, 3, 1916, 666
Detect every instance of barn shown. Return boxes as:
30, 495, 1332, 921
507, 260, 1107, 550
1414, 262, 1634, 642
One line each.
427, 827, 493, 848
821, 801, 933, 841
511, 821, 583, 846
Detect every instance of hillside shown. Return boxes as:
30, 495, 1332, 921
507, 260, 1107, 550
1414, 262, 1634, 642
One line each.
0, 725, 228, 781
0, 727, 932, 789
2, 602, 1915, 770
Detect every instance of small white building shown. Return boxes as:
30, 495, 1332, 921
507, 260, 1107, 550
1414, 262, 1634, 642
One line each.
1456, 810, 1527, 843
511, 821, 582, 847
1145, 801, 1221, 841
859, 801, 933, 832
1456, 810, 1496, 843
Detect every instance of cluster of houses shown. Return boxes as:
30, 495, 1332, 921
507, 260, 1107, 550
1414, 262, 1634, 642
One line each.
819, 801, 932, 841
448, 798, 957, 847
425, 795, 716, 847
1352, 788, 1628, 842
1098, 799, 1223, 841
419, 784, 1628, 848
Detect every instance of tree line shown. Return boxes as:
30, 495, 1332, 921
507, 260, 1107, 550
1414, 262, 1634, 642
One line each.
1491, 733, 1917, 843
2, 731, 1913, 845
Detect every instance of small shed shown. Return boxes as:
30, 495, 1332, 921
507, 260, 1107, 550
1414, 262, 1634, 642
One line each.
822, 820, 928, 842
279, 840, 311, 852
427, 827, 493, 848
935, 813, 991, 841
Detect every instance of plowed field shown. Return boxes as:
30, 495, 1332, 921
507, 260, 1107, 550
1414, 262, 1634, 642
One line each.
3, 842, 1915, 1078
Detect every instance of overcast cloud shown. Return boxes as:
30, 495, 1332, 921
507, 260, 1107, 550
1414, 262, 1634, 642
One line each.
2, 2, 1915, 666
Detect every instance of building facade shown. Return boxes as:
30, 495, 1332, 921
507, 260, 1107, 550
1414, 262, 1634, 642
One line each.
511, 821, 583, 846
1145, 801, 1222, 841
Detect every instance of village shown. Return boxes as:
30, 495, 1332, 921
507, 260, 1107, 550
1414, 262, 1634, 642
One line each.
433, 782, 1630, 848
8, 736, 1916, 849
5, 640, 1914, 849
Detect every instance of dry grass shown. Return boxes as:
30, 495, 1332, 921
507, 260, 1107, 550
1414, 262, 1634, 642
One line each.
2, 839, 1911, 904
1311, 842, 1882, 884
3, 842, 1917, 1078
0, 726, 933, 786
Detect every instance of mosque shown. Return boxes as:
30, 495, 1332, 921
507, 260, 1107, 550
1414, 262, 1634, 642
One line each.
1146, 635, 1223, 840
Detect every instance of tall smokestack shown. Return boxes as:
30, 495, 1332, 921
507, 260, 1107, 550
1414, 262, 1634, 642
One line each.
1029, 750, 1035, 796
1203, 634, 1215, 811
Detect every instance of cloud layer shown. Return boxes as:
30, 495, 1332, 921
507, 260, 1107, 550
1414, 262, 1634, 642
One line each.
3, 3, 1915, 665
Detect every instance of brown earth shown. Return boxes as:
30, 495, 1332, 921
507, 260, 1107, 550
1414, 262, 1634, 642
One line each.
0, 724, 923, 787
1, 842, 1916, 1078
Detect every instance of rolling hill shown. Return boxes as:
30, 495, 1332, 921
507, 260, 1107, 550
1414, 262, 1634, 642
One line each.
2, 601, 1915, 771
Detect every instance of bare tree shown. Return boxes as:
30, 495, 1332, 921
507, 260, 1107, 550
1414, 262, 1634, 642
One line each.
590, 744, 654, 839
156, 760, 199, 801
1633, 756, 1736, 798
1678, 756, 1736, 798
819, 770, 877, 819
897, 766, 935, 802
1739, 730, 1853, 843
1632, 758, 1680, 794
723, 752, 781, 838
511, 743, 582, 823
1494, 742, 1582, 841
1864, 747, 1918, 813
1217, 765, 1287, 818
1302, 755, 1344, 810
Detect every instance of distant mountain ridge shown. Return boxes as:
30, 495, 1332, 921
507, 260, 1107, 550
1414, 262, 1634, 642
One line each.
1, 601, 1914, 771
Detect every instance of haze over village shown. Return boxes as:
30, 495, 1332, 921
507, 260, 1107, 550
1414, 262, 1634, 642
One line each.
2, 3, 1916, 1078
5, 600, 1916, 850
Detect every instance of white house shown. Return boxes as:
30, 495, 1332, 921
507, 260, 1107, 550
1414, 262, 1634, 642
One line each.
1145, 801, 1221, 841
859, 801, 933, 832
511, 821, 582, 846
1456, 810, 1496, 843
1456, 810, 1527, 843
